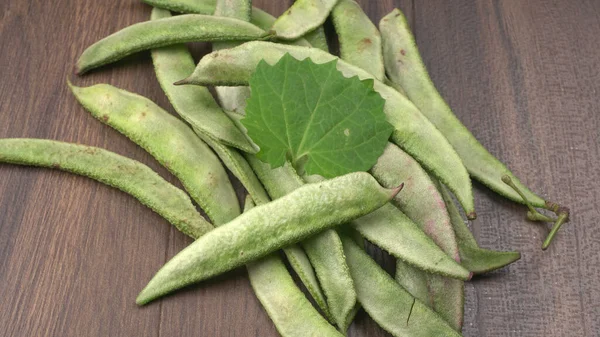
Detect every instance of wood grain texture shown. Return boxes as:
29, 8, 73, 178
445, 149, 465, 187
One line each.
0, 0, 598, 336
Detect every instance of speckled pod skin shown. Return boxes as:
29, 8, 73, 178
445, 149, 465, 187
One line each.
0, 138, 213, 239
341, 234, 463, 337
136, 172, 397, 305
247, 156, 470, 280
372, 143, 464, 330
247, 157, 356, 332
76, 14, 268, 74
270, 0, 340, 40
331, 0, 385, 80
69, 83, 240, 225
380, 8, 547, 208
179, 41, 475, 217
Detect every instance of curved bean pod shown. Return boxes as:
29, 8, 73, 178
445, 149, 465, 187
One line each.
76, 15, 268, 74
331, 0, 385, 80
243, 197, 343, 337
371, 143, 464, 330
379, 8, 547, 208
178, 41, 475, 218
247, 254, 343, 336
0, 138, 212, 239
247, 157, 356, 331
247, 156, 470, 280
439, 183, 521, 274
69, 82, 240, 225
136, 172, 399, 305
340, 234, 463, 337
270, 0, 339, 40
150, 9, 255, 153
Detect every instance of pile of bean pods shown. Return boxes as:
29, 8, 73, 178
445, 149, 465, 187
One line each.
0, 0, 570, 336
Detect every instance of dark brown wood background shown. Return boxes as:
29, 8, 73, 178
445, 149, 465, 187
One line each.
1, 0, 599, 336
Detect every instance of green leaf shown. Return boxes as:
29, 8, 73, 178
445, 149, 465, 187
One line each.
242, 53, 392, 178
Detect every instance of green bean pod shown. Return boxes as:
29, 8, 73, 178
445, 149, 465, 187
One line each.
242, 197, 343, 337
439, 183, 521, 274
340, 234, 463, 337
247, 254, 344, 337
247, 156, 470, 280
136, 172, 399, 305
178, 41, 476, 218
302, 26, 329, 52
379, 8, 547, 208
143, 0, 216, 14
149, 9, 255, 153
371, 143, 464, 330
0, 138, 212, 239
247, 157, 356, 332
331, 0, 385, 80
69, 82, 240, 225
270, 0, 339, 40
76, 15, 268, 74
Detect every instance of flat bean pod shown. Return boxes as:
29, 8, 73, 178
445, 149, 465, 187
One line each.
136, 172, 398, 305
76, 15, 268, 74
379, 8, 547, 208
371, 143, 464, 330
244, 197, 343, 337
70, 83, 240, 225
331, 0, 385, 80
0, 138, 212, 239
248, 156, 470, 280
150, 9, 255, 153
439, 183, 521, 274
340, 234, 463, 337
178, 41, 475, 218
270, 0, 339, 40
143, 0, 215, 14
247, 157, 356, 331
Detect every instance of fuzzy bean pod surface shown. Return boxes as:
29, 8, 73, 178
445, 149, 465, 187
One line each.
379, 8, 547, 208
136, 172, 398, 304
76, 15, 268, 74
70, 83, 240, 225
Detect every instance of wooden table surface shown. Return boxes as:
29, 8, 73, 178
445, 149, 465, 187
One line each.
1, 1, 599, 336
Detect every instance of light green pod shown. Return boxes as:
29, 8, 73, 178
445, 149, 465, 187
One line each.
247, 157, 356, 332
379, 8, 546, 208
439, 183, 521, 274
178, 41, 475, 218
340, 234, 463, 337
136, 172, 398, 304
76, 14, 268, 74
143, 0, 216, 14
302, 26, 329, 52
371, 143, 464, 330
243, 197, 343, 337
150, 9, 255, 153
247, 154, 470, 281
270, 0, 339, 40
247, 254, 344, 337
0, 138, 212, 239
331, 0, 384, 80
69, 82, 240, 225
